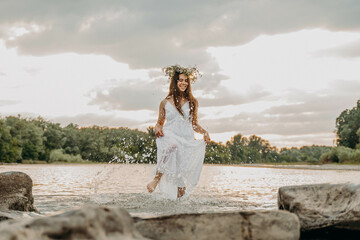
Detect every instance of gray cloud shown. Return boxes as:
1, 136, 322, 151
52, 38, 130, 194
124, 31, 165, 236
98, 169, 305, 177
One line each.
198, 87, 271, 107
51, 113, 142, 129
314, 39, 360, 58
88, 76, 272, 111
195, 72, 230, 92
0, 111, 149, 130
202, 80, 360, 140
2, 0, 359, 109
88, 78, 166, 111
23, 67, 40, 75
1, 0, 359, 69
0, 99, 19, 106
268, 134, 336, 148
203, 112, 334, 136
148, 70, 164, 79
0, 71, 6, 76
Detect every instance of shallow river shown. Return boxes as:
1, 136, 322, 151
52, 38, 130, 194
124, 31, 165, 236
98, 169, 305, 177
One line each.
1, 164, 359, 218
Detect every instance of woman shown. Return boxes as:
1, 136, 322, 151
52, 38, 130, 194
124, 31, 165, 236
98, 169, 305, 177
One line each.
147, 65, 211, 199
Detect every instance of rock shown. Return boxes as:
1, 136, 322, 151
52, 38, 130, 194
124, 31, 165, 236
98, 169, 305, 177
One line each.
135, 210, 300, 240
300, 226, 360, 240
0, 205, 149, 240
278, 183, 360, 231
0, 171, 37, 212
0, 210, 43, 222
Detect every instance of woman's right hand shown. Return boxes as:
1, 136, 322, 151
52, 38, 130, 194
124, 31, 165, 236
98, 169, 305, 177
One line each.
155, 124, 164, 138
203, 132, 211, 144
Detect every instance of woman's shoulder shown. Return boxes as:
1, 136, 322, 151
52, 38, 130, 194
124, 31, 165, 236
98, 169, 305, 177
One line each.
163, 96, 173, 103
160, 97, 171, 107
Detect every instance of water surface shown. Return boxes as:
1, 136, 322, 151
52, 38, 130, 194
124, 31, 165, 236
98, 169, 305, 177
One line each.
1, 164, 359, 218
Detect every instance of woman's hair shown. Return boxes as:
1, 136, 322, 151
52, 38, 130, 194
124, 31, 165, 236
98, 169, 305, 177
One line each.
166, 71, 197, 124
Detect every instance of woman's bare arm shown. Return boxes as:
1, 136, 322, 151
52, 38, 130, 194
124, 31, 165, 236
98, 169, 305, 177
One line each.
192, 99, 211, 143
155, 99, 167, 138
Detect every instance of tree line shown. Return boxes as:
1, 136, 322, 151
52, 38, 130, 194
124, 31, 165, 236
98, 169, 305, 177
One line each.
0, 116, 156, 164
0, 115, 330, 164
0, 98, 359, 164
320, 99, 360, 164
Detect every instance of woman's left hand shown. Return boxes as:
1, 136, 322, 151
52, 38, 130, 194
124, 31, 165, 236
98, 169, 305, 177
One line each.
203, 132, 211, 144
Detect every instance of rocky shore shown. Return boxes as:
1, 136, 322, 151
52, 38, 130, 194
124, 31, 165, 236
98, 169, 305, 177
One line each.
0, 171, 359, 239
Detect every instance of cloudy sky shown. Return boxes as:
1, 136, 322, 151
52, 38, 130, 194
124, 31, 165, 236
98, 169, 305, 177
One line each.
0, 0, 360, 147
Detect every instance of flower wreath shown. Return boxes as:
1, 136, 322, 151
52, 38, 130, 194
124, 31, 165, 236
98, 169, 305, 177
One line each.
162, 64, 202, 83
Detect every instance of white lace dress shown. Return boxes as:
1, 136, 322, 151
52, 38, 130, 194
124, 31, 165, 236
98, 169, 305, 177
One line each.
153, 100, 206, 199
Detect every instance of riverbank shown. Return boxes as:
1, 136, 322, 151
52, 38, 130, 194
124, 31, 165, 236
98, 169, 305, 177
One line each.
0, 160, 95, 164
239, 163, 360, 171
1, 161, 360, 171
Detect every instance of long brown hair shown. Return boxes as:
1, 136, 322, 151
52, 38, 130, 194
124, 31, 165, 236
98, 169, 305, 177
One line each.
166, 72, 197, 123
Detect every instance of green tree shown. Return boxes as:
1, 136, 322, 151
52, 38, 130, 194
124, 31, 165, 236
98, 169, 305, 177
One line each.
5, 116, 44, 160
35, 119, 66, 160
205, 141, 231, 164
147, 126, 156, 138
356, 128, 360, 149
79, 126, 106, 162
0, 119, 20, 162
336, 99, 360, 149
279, 147, 301, 162
246, 135, 278, 163
320, 146, 360, 163
279, 145, 331, 163
43, 122, 65, 150
226, 134, 248, 163
62, 123, 81, 155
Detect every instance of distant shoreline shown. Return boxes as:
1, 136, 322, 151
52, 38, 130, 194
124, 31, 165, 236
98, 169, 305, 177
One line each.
235, 163, 360, 171
1, 162, 360, 171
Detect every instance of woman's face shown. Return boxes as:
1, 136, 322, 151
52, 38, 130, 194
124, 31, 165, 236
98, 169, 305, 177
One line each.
177, 74, 189, 92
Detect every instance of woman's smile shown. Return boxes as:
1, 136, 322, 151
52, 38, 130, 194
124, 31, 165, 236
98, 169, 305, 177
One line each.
178, 73, 189, 92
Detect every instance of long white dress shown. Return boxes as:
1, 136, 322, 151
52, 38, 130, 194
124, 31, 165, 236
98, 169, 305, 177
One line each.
154, 100, 206, 199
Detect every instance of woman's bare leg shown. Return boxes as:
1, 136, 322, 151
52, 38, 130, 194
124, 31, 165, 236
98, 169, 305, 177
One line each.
147, 171, 163, 193
177, 187, 186, 198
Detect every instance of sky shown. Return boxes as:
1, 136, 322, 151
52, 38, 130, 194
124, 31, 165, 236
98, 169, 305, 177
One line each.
0, 0, 360, 148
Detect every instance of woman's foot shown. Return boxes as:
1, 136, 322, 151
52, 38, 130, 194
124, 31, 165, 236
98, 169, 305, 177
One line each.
147, 172, 163, 193
177, 187, 186, 198
147, 179, 159, 193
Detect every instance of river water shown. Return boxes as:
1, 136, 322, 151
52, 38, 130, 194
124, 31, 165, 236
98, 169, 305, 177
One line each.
1, 164, 359, 218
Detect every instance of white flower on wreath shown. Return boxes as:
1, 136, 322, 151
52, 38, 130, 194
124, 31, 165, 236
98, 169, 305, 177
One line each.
162, 64, 202, 83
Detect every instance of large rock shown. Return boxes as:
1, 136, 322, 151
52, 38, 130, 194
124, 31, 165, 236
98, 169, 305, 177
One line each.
0, 205, 149, 240
0, 171, 37, 212
135, 210, 300, 240
278, 183, 360, 231
0, 210, 42, 222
